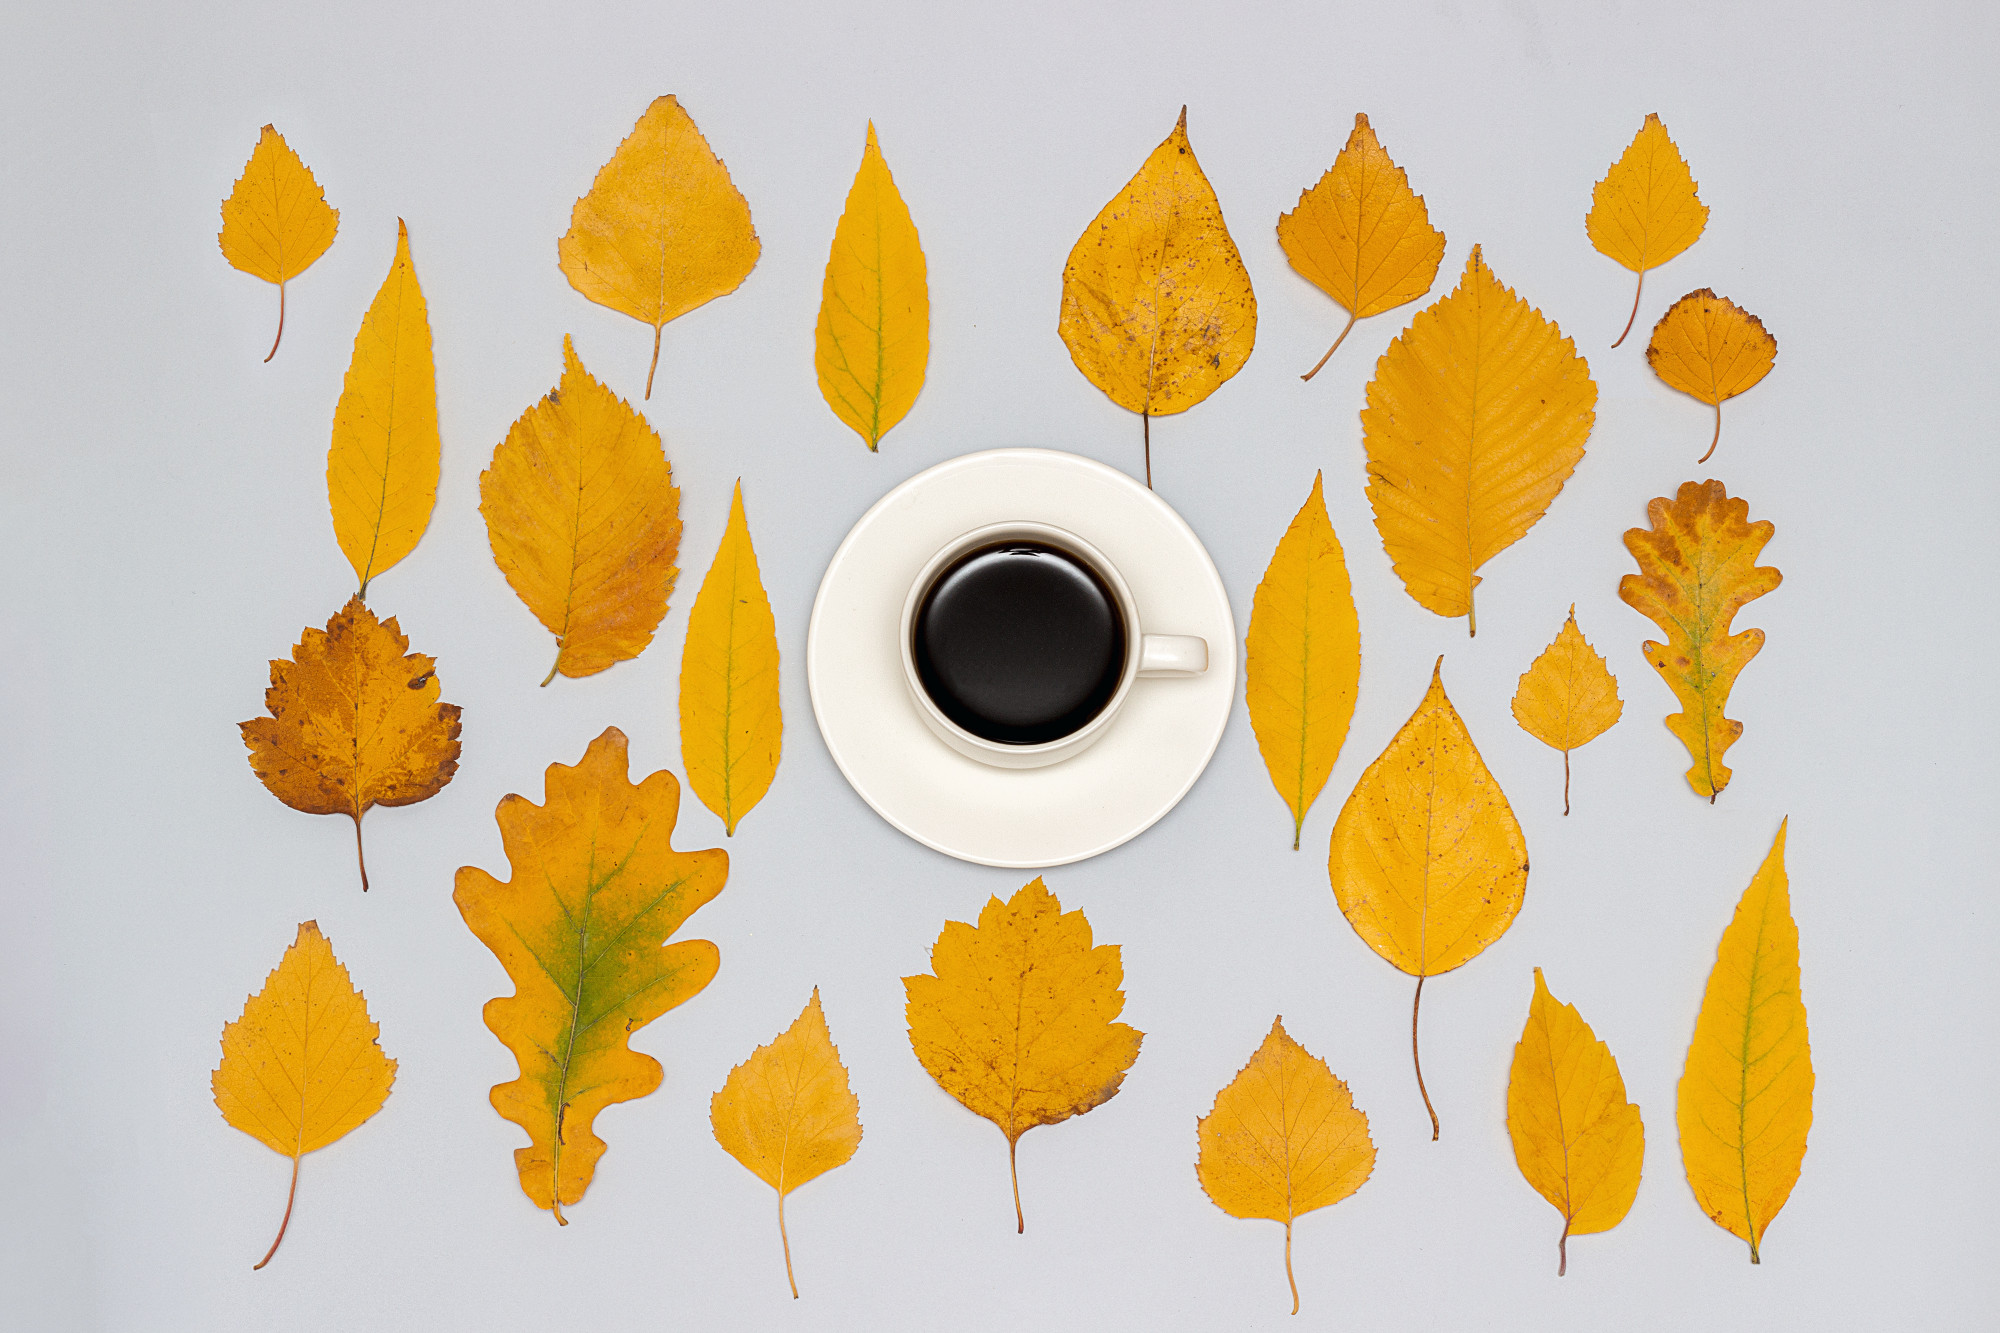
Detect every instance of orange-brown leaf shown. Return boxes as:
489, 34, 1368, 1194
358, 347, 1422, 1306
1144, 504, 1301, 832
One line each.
1646, 290, 1778, 463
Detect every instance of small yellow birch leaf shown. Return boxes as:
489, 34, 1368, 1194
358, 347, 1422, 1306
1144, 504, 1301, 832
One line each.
329, 220, 439, 598
480, 336, 683, 684
213, 921, 395, 1269
680, 480, 781, 835
1245, 472, 1360, 849
1618, 480, 1781, 801
815, 123, 929, 450
1646, 290, 1778, 463
1328, 657, 1528, 1138
1058, 107, 1256, 486
1361, 246, 1597, 635
1679, 821, 1813, 1263
1196, 1017, 1374, 1315
1587, 113, 1708, 348
558, 95, 760, 399
1278, 112, 1446, 380
1511, 606, 1622, 815
711, 989, 862, 1298
218, 125, 339, 361
1506, 968, 1644, 1276
903, 877, 1143, 1233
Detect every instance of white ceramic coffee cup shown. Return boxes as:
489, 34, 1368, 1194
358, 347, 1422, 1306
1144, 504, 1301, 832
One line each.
899, 521, 1208, 769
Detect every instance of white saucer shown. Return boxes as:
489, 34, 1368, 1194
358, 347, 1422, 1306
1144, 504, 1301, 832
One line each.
806, 448, 1237, 867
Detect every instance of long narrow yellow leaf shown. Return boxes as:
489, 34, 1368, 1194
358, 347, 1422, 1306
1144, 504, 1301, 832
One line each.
680, 480, 782, 835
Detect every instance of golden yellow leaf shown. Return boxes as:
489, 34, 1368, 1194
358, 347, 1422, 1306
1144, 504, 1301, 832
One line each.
903, 877, 1143, 1233
815, 122, 929, 450
454, 727, 727, 1222
1679, 821, 1812, 1263
480, 336, 683, 684
329, 220, 439, 598
1196, 1017, 1374, 1315
1058, 107, 1256, 486
1328, 657, 1527, 1137
239, 596, 462, 892
680, 480, 781, 836
1646, 289, 1778, 463
1587, 113, 1708, 348
213, 921, 394, 1269
1511, 606, 1622, 815
1506, 968, 1644, 1276
711, 989, 862, 1298
1278, 112, 1446, 380
1245, 472, 1360, 849
558, 95, 760, 399
1618, 480, 1780, 801
219, 125, 338, 361
1361, 246, 1597, 635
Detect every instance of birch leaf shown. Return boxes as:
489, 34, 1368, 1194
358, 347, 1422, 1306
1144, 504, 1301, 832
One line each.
1679, 821, 1812, 1263
1245, 472, 1360, 849
558, 95, 760, 399
815, 123, 929, 450
218, 125, 338, 361
1587, 113, 1708, 348
1646, 290, 1778, 463
1361, 247, 1597, 635
453, 727, 727, 1221
680, 480, 781, 835
1510, 606, 1622, 815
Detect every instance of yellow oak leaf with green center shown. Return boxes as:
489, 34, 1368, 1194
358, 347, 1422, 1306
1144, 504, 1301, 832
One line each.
219, 124, 338, 361
680, 480, 781, 836
1647, 290, 1778, 463
1511, 606, 1622, 814
1587, 113, 1708, 347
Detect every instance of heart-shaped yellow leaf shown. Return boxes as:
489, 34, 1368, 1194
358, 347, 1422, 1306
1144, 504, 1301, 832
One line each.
1510, 606, 1622, 814
1646, 290, 1778, 462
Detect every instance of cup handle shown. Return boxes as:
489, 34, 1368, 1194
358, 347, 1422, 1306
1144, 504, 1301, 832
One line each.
1137, 634, 1208, 677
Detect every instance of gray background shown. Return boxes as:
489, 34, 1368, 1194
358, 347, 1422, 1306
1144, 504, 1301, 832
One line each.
3, 1, 1994, 1328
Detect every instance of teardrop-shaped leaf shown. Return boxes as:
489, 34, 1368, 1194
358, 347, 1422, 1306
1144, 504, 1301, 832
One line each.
679, 481, 781, 835
218, 124, 338, 360
1587, 113, 1707, 347
1510, 606, 1622, 814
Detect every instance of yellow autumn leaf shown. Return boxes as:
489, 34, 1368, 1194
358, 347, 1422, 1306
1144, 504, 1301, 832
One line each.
218, 124, 339, 361
711, 989, 862, 1298
480, 336, 683, 684
1679, 821, 1812, 1263
558, 95, 760, 399
239, 596, 462, 892
329, 220, 439, 598
815, 122, 929, 450
1587, 113, 1708, 348
680, 480, 781, 836
1646, 290, 1778, 463
1278, 112, 1446, 380
1328, 657, 1528, 1138
454, 727, 726, 1221
1058, 107, 1256, 486
1196, 1016, 1374, 1315
1511, 606, 1622, 815
1245, 472, 1360, 849
1361, 246, 1597, 635
904, 877, 1143, 1233
1506, 968, 1644, 1276
1618, 480, 1781, 801
213, 921, 394, 1269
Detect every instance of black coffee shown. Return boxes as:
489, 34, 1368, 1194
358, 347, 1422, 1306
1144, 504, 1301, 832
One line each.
913, 541, 1127, 745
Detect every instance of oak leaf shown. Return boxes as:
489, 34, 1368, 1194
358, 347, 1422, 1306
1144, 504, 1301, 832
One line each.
680, 480, 781, 836
1587, 113, 1707, 347
711, 989, 862, 1298
1329, 657, 1527, 1137
1506, 968, 1644, 1275
1646, 290, 1777, 463
329, 220, 439, 597
1511, 606, 1622, 815
1058, 107, 1256, 487
1245, 472, 1360, 849
1196, 1017, 1374, 1315
904, 877, 1143, 1233
219, 125, 338, 361
559, 95, 760, 399
240, 596, 462, 892
1361, 246, 1597, 635
1278, 112, 1446, 380
454, 727, 727, 1221
1618, 480, 1780, 801
816, 123, 929, 450
480, 336, 683, 684
213, 921, 394, 1269
1679, 821, 1812, 1263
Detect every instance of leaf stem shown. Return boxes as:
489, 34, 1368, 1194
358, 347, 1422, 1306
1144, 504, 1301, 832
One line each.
540, 644, 563, 688
1142, 412, 1152, 490
645, 323, 663, 400
264, 278, 287, 363
1300, 311, 1358, 382
1010, 1136, 1025, 1235
351, 813, 370, 893
1558, 1216, 1570, 1276
1698, 400, 1721, 464
1611, 269, 1644, 348
1467, 586, 1477, 639
779, 1187, 798, 1298
252, 1151, 302, 1270
1563, 750, 1571, 817
1413, 974, 1439, 1140
1285, 1217, 1299, 1314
